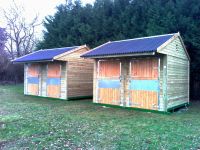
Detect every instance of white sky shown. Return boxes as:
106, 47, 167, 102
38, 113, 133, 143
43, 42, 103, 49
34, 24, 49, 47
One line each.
0, 0, 95, 38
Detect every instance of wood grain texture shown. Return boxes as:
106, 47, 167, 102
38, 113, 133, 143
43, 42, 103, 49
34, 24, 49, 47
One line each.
97, 59, 121, 105
158, 36, 188, 60
129, 90, 158, 110
27, 63, 39, 96
28, 84, 39, 95
40, 64, 47, 97
24, 64, 28, 95
99, 60, 120, 77
129, 58, 159, 110
47, 85, 60, 98
47, 63, 61, 78
131, 58, 158, 80
56, 47, 93, 97
98, 88, 120, 105
166, 55, 189, 108
28, 64, 39, 77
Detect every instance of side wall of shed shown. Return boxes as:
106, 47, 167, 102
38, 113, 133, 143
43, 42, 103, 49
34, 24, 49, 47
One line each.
159, 36, 189, 109
56, 47, 93, 98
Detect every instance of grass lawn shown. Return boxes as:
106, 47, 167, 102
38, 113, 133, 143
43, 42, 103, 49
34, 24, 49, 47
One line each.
0, 85, 200, 149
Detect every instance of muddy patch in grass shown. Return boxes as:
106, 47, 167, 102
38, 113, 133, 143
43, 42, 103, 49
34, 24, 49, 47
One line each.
0, 140, 9, 149
0, 121, 6, 129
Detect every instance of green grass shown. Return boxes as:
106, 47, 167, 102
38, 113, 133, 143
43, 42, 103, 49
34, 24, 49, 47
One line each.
0, 85, 200, 149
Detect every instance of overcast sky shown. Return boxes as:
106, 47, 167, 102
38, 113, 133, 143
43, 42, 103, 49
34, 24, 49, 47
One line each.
0, 0, 95, 38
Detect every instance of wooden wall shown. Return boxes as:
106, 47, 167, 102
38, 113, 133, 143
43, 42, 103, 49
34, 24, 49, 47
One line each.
93, 57, 162, 111
24, 64, 28, 95
97, 60, 121, 105
158, 36, 189, 109
56, 47, 93, 98
167, 56, 189, 109
40, 64, 47, 97
93, 46, 189, 112
25, 63, 40, 95
128, 58, 159, 110
24, 46, 92, 100
24, 62, 67, 99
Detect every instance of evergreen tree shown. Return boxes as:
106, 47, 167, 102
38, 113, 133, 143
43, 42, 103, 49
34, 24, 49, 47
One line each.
37, 0, 200, 72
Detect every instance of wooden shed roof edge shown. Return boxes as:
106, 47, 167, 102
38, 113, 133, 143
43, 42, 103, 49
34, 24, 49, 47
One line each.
53, 45, 89, 60
157, 32, 190, 61
83, 52, 156, 58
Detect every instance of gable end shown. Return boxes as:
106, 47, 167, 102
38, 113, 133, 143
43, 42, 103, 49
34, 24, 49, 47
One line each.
157, 33, 190, 60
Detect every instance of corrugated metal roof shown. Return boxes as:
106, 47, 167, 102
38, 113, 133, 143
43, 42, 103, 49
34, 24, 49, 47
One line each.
82, 33, 175, 58
13, 46, 79, 63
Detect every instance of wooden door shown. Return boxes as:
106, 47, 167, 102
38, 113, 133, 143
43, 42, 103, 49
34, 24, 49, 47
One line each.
47, 63, 61, 98
27, 64, 39, 95
97, 60, 121, 105
129, 58, 159, 110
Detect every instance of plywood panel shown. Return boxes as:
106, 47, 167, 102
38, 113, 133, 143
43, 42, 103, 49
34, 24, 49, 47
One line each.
47, 63, 61, 78
158, 36, 188, 60
99, 61, 120, 78
129, 90, 158, 110
28, 64, 39, 77
28, 84, 39, 95
47, 85, 60, 98
55, 47, 93, 98
27, 64, 39, 96
129, 58, 159, 110
167, 55, 189, 109
99, 88, 120, 105
131, 58, 158, 80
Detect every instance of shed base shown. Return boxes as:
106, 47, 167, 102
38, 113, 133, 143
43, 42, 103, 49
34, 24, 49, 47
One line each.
24, 94, 93, 100
167, 102, 189, 112
93, 102, 170, 114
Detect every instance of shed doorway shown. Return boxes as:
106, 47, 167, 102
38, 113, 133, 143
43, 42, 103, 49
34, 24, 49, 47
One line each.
128, 58, 159, 110
27, 64, 39, 95
97, 60, 122, 105
47, 63, 61, 98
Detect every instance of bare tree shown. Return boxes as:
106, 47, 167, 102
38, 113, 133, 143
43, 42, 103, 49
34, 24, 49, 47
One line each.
3, 1, 40, 59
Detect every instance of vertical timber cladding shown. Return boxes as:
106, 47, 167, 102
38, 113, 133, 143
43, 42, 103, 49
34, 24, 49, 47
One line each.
129, 58, 159, 110
97, 60, 121, 105
47, 62, 61, 98
27, 63, 39, 95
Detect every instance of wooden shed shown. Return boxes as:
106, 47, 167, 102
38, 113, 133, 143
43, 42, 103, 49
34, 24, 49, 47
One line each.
13, 45, 93, 100
82, 33, 190, 112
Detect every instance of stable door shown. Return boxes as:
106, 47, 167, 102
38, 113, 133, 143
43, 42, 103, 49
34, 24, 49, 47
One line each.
27, 64, 39, 95
47, 63, 61, 98
97, 60, 122, 105
129, 58, 159, 110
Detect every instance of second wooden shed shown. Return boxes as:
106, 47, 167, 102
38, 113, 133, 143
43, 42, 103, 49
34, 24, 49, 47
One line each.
82, 33, 190, 112
13, 45, 93, 100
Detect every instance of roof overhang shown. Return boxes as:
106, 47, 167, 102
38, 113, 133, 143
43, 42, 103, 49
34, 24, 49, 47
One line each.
12, 59, 54, 64
83, 52, 155, 59
53, 45, 89, 60
12, 45, 89, 64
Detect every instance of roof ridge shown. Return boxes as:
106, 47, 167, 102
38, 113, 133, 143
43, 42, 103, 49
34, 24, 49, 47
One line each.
81, 41, 111, 57
110, 33, 176, 43
38, 46, 79, 51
